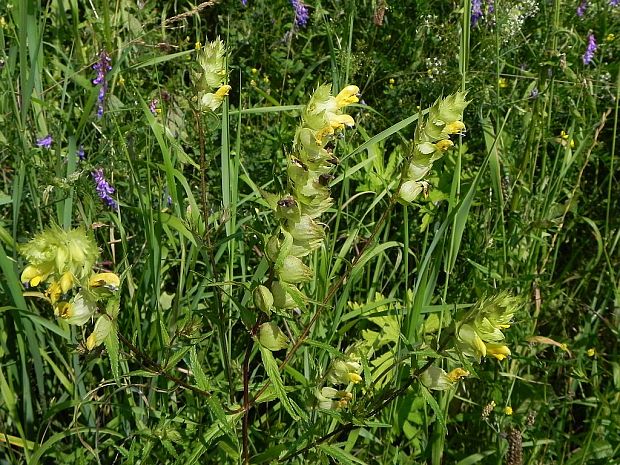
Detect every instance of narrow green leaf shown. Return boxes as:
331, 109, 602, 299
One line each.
258, 344, 303, 421
419, 385, 446, 432
104, 325, 120, 384
318, 444, 368, 465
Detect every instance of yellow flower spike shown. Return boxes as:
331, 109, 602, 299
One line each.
251, 68, 258, 74
498, 77, 508, 88
486, 343, 511, 361
195, 41, 202, 50
586, 348, 596, 357
89, 272, 121, 291
606, 34, 615, 42
447, 368, 470, 382
504, 406, 513, 415
334, 85, 360, 109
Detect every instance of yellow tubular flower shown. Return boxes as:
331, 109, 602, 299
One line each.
335, 85, 360, 109
89, 272, 121, 291
444, 121, 466, 135
435, 139, 454, 151
46, 281, 62, 304
447, 368, 470, 382
486, 343, 511, 361
215, 84, 231, 98
21, 265, 45, 287
348, 373, 363, 384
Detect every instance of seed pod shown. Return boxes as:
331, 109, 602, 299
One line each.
258, 322, 289, 351
253, 285, 274, 315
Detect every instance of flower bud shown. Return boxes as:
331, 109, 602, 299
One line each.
197, 37, 226, 89
86, 315, 113, 350
253, 285, 274, 314
59, 271, 74, 293
258, 322, 289, 351
276, 255, 313, 283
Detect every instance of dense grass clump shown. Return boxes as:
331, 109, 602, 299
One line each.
0, 1, 618, 464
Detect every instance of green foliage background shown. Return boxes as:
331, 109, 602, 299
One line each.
0, 0, 618, 464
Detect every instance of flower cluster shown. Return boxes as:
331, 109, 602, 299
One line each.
290, 0, 309, 28
577, 0, 588, 17
19, 226, 121, 349
455, 292, 520, 361
583, 33, 597, 65
256, 84, 359, 334
315, 348, 363, 409
195, 37, 231, 112
92, 168, 118, 209
92, 51, 112, 118
471, 0, 494, 27
398, 92, 468, 203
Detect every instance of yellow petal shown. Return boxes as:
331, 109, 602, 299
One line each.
348, 373, 363, 384
89, 272, 120, 290
215, 84, 231, 98
335, 85, 360, 108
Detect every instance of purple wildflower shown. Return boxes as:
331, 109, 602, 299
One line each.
91, 168, 118, 209
290, 0, 309, 28
149, 98, 159, 115
610, 0, 619, 6
92, 51, 112, 118
487, 0, 494, 14
241, 0, 247, 5
77, 145, 85, 161
471, 0, 484, 26
577, 0, 588, 16
36, 134, 53, 148
582, 33, 597, 65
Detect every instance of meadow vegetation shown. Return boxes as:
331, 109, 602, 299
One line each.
0, 0, 619, 464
